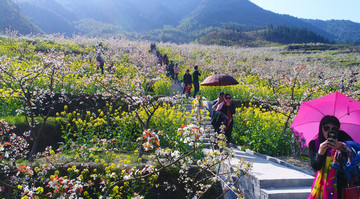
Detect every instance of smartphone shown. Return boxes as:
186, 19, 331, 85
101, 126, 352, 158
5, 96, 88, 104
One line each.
327, 130, 338, 141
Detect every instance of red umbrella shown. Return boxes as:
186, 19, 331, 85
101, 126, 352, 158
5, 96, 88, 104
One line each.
290, 92, 360, 147
200, 74, 239, 86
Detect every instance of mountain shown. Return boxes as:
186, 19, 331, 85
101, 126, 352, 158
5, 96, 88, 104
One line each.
0, 0, 42, 35
14, 0, 77, 35
5, 0, 360, 43
303, 19, 360, 43
177, 0, 334, 40
13, 0, 202, 33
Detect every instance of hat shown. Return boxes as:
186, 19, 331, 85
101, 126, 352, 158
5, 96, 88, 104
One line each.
219, 91, 225, 96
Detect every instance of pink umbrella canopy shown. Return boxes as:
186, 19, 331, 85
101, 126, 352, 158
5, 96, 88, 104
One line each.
290, 92, 360, 147
200, 74, 239, 86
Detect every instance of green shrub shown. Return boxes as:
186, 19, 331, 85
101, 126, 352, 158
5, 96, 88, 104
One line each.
153, 75, 173, 96
232, 104, 292, 156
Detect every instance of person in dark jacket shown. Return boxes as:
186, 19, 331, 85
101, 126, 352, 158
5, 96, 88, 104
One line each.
168, 61, 175, 79
192, 65, 201, 98
308, 115, 353, 199
162, 54, 169, 66
212, 93, 235, 144
96, 53, 105, 74
183, 69, 192, 97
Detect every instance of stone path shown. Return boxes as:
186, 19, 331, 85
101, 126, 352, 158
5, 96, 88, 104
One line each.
179, 96, 314, 199
170, 83, 183, 96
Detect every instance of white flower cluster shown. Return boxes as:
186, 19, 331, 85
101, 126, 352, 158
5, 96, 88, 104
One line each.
177, 124, 205, 147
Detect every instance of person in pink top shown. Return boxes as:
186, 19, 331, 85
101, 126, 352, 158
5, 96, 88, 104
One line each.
173, 63, 180, 84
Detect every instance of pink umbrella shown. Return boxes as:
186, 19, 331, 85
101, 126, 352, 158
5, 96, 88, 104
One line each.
290, 92, 360, 147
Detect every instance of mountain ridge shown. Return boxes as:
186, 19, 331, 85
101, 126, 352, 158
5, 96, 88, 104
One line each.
3, 0, 360, 44
0, 0, 42, 35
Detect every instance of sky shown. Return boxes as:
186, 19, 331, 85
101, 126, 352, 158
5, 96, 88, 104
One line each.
249, 0, 360, 23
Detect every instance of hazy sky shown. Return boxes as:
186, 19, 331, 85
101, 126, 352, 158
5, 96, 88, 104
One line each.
249, 0, 360, 23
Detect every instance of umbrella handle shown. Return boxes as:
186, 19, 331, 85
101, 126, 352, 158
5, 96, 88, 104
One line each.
348, 101, 352, 115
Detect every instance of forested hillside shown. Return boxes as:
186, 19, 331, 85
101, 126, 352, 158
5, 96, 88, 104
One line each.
262, 25, 331, 44
0, 0, 42, 35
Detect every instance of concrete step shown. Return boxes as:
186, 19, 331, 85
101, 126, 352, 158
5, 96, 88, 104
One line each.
260, 186, 311, 199
259, 178, 313, 188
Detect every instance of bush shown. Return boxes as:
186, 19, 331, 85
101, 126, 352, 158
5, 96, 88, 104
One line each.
153, 74, 173, 96
57, 103, 187, 151
232, 104, 292, 156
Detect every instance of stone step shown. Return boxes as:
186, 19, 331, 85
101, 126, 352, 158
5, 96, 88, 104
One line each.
260, 186, 311, 199
259, 178, 313, 189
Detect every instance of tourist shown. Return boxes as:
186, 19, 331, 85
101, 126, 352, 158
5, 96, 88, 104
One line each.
210, 92, 224, 117
192, 65, 201, 98
162, 54, 169, 66
183, 69, 192, 98
96, 53, 105, 74
173, 63, 180, 84
168, 61, 175, 80
308, 115, 353, 198
211, 93, 235, 144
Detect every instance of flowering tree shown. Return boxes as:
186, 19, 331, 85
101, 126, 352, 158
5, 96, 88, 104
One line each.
0, 51, 71, 160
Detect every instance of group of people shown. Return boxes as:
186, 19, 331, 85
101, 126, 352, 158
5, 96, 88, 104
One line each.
149, 43, 182, 83
149, 43, 203, 99
98, 43, 360, 198
207, 91, 360, 198
182, 65, 201, 98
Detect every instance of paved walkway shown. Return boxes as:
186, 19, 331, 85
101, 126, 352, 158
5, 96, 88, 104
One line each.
179, 96, 315, 199
224, 147, 314, 199
170, 83, 183, 96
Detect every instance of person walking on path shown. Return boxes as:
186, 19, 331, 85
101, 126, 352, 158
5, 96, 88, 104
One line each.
174, 63, 180, 84
192, 65, 201, 98
162, 54, 169, 66
212, 93, 235, 145
96, 53, 105, 74
183, 69, 192, 98
168, 61, 175, 80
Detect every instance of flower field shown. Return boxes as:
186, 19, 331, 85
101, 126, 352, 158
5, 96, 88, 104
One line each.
0, 33, 359, 198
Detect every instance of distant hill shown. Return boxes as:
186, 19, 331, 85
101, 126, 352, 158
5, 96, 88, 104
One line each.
13, 0, 202, 33
198, 28, 262, 46
198, 25, 331, 47
4, 0, 360, 44
14, 0, 77, 35
0, 0, 42, 35
303, 19, 360, 43
177, 0, 334, 40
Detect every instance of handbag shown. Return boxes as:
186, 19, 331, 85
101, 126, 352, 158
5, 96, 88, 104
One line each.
342, 174, 360, 199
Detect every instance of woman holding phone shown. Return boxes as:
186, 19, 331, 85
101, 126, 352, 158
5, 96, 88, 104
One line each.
308, 115, 353, 199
